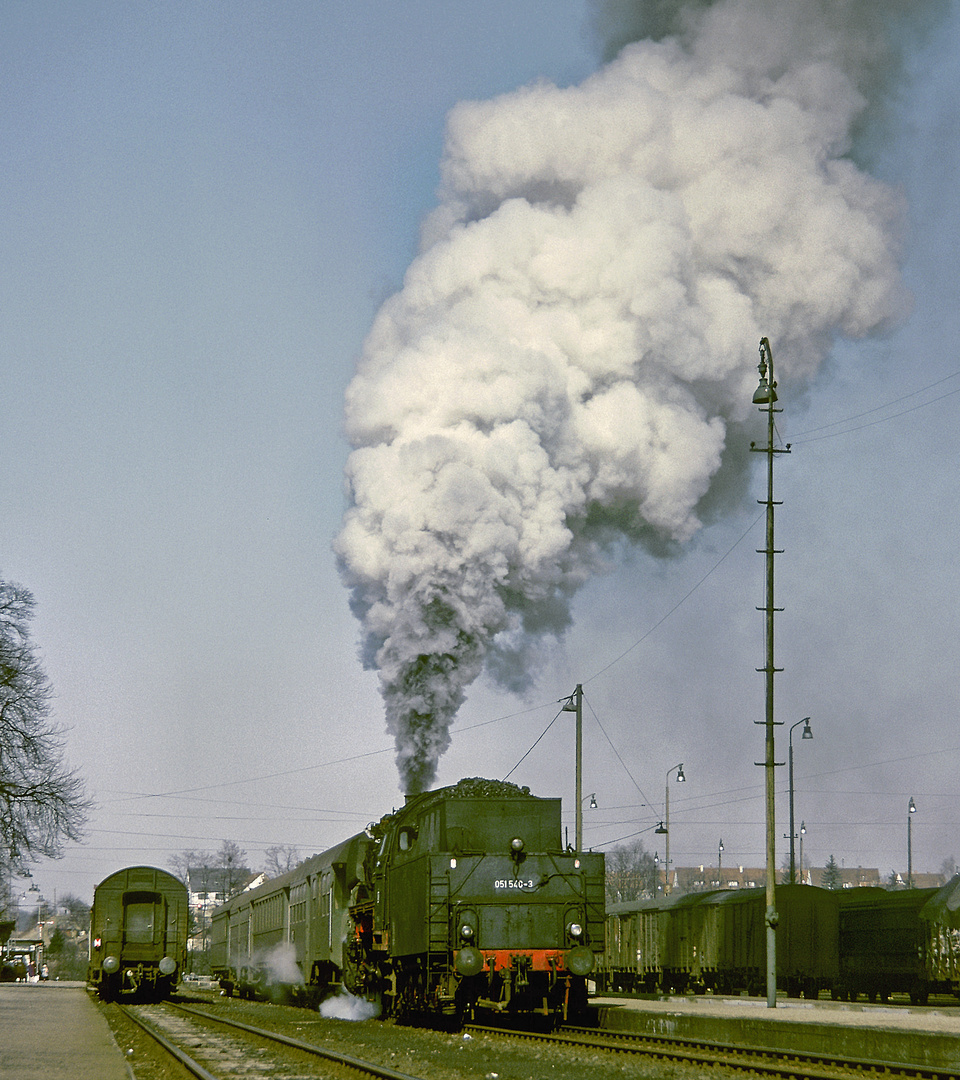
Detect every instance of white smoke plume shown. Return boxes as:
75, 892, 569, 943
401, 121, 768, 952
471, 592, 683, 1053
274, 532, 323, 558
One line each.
319, 989, 381, 1021
261, 941, 303, 986
336, 0, 935, 795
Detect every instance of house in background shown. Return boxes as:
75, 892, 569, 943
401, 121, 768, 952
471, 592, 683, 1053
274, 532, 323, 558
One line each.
186, 866, 264, 958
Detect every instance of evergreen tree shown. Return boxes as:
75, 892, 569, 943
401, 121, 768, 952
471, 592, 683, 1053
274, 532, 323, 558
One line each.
822, 854, 842, 889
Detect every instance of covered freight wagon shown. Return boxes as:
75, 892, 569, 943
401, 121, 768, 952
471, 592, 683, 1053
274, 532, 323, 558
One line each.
919, 874, 960, 998
712, 885, 838, 997
837, 885, 947, 1003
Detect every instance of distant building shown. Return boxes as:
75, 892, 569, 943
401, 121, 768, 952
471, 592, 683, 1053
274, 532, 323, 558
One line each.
892, 871, 944, 891
674, 865, 766, 892
186, 866, 262, 913
638, 864, 944, 897
806, 866, 881, 889
186, 867, 263, 955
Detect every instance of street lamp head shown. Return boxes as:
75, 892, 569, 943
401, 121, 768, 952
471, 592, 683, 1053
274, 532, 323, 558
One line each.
655, 821, 668, 835
753, 376, 777, 405
801, 717, 813, 740
588, 793, 598, 810
676, 764, 685, 783
753, 338, 778, 404
909, 797, 917, 814
800, 821, 806, 835
719, 838, 724, 853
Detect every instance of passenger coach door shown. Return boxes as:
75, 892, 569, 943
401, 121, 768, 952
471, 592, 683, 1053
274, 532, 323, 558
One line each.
123, 892, 165, 953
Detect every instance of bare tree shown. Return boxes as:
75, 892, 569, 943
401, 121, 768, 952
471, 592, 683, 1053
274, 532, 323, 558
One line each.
605, 839, 659, 903
55, 892, 90, 931
263, 844, 300, 878
0, 579, 88, 899
168, 849, 212, 884
215, 840, 248, 899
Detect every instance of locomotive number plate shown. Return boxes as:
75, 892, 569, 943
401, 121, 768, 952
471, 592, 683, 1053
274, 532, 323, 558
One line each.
494, 879, 535, 889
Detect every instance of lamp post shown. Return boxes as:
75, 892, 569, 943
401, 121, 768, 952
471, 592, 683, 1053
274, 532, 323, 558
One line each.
751, 336, 790, 1009
907, 797, 916, 887
562, 685, 585, 851
788, 717, 813, 884
798, 822, 806, 883
663, 763, 686, 894
718, 838, 724, 888
28, 882, 41, 925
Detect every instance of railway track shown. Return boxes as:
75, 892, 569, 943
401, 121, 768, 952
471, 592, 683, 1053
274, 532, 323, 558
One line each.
465, 1021, 960, 1080
117, 1001, 427, 1080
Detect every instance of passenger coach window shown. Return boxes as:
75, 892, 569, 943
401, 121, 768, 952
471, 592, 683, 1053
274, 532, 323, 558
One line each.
125, 902, 157, 942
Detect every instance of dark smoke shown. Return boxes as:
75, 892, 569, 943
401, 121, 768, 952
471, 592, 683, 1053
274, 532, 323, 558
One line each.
336, 0, 940, 795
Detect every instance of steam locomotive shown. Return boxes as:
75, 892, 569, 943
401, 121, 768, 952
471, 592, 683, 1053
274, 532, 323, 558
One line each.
88, 865, 189, 1001
209, 778, 605, 1021
599, 878, 960, 1004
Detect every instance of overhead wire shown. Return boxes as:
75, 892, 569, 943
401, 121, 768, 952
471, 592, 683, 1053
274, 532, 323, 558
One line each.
86, 366, 960, 847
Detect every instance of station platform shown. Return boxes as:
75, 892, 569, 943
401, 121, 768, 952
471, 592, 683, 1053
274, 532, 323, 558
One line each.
591, 994, 960, 1071
0, 982, 130, 1079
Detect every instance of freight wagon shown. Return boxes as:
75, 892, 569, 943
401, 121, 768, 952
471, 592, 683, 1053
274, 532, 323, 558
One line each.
835, 884, 960, 1003
599, 884, 838, 998
601, 877, 960, 1003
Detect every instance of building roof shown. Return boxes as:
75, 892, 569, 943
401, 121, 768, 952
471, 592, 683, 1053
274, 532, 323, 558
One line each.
186, 866, 252, 893
653, 865, 945, 895
805, 866, 882, 888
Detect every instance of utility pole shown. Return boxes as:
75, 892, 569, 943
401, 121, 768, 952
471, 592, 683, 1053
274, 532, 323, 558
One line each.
750, 337, 790, 1009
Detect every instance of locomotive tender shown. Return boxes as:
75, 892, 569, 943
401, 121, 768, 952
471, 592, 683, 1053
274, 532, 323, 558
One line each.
600, 877, 960, 1003
210, 778, 605, 1020
88, 865, 188, 1001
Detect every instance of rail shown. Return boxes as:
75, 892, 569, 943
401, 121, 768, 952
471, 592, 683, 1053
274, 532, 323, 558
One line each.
118, 1001, 427, 1080
465, 1021, 959, 1080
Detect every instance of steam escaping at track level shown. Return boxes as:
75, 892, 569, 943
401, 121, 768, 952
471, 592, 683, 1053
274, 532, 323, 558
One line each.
336, 0, 936, 796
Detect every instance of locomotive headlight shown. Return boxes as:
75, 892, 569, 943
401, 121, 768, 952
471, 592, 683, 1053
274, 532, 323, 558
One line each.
566, 946, 595, 976
159, 956, 177, 975
459, 923, 474, 941
567, 921, 584, 939
455, 946, 484, 977
102, 955, 120, 974
510, 837, 524, 853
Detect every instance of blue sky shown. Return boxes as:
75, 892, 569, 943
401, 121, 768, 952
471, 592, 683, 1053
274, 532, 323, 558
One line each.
3, 1, 959, 907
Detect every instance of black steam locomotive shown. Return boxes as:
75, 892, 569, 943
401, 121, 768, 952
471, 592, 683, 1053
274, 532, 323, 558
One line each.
209, 778, 605, 1021
88, 865, 189, 1001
